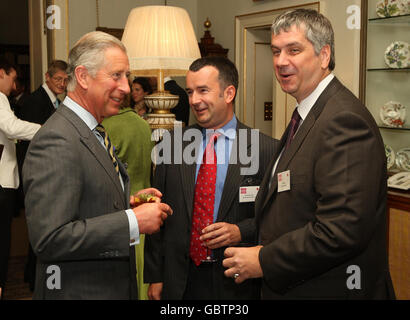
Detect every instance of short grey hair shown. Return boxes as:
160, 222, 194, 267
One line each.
67, 31, 127, 91
271, 9, 335, 71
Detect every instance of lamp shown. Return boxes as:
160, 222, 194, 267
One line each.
121, 6, 201, 140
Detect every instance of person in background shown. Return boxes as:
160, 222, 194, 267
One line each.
0, 58, 40, 299
102, 83, 155, 300
9, 75, 29, 117
223, 9, 395, 300
131, 77, 152, 120
18, 60, 68, 292
19, 60, 68, 125
165, 76, 190, 126
23, 31, 172, 299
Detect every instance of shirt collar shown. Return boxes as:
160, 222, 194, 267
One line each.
63, 95, 99, 131
202, 115, 237, 141
296, 73, 334, 121
42, 83, 58, 104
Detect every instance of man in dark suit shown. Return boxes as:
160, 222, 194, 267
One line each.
144, 57, 277, 300
23, 31, 172, 299
19, 60, 68, 125
165, 77, 190, 126
18, 60, 68, 291
223, 9, 395, 300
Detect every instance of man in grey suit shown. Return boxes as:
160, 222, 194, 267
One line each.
223, 9, 395, 299
144, 57, 277, 300
23, 31, 172, 300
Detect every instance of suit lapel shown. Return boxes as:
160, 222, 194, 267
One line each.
216, 122, 245, 222
58, 105, 126, 206
180, 125, 201, 222
39, 86, 57, 116
258, 77, 343, 213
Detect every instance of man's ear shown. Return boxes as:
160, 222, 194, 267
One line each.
74, 66, 89, 90
45, 72, 51, 81
0, 69, 5, 79
224, 85, 236, 104
320, 44, 331, 70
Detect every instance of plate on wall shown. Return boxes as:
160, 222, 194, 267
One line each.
376, 0, 409, 17
384, 41, 410, 69
395, 148, 410, 171
380, 101, 406, 127
385, 144, 396, 170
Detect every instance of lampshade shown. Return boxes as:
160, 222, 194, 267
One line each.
121, 6, 201, 76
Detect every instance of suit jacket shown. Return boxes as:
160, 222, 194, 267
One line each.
256, 77, 395, 299
165, 80, 190, 126
19, 85, 56, 125
0, 92, 40, 189
144, 120, 278, 299
17, 86, 57, 179
23, 104, 137, 299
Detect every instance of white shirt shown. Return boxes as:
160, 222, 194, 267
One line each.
63, 96, 140, 246
0, 91, 41, 188
42, 83, 58, 108
270, 73, 335, 185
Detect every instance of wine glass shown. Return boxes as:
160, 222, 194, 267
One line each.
200, 218, 217, 263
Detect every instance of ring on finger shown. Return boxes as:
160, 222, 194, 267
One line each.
233, 273, 239, 279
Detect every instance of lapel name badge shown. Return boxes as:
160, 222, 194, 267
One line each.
277, 170, 291, 192
239, 186, 260, 203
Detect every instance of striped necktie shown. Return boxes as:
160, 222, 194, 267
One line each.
95, 124, 119, 173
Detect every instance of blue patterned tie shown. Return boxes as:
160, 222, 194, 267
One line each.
95, 124, 119, 173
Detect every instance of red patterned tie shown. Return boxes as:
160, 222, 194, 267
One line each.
189, 132, 220, 266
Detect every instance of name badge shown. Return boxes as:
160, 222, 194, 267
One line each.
277, 170, 290, 192
239, 186, 260, 203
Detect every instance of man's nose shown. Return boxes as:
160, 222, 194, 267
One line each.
190, 91, 200, 106
275, 51, 289, 67
120, 76, 130, 94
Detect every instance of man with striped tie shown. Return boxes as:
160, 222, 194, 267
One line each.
23, 31, 172, 300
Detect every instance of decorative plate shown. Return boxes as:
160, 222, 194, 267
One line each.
385, 144, 396, 170
376, 0, 409, 17
395, 148, 410, 171
380, 101, 406, 127
388, 171, 410, 190
399, 0, 410, 14
384, 41, 410, 69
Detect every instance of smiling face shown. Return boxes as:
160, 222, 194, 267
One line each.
186, 66, 235, 129
131, 82, 146, 104
83, 46, 130, 122
45, 70, 68, 95
271, 24, 330, 103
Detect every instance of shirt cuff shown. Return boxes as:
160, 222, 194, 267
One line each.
125, 209, 140, 246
